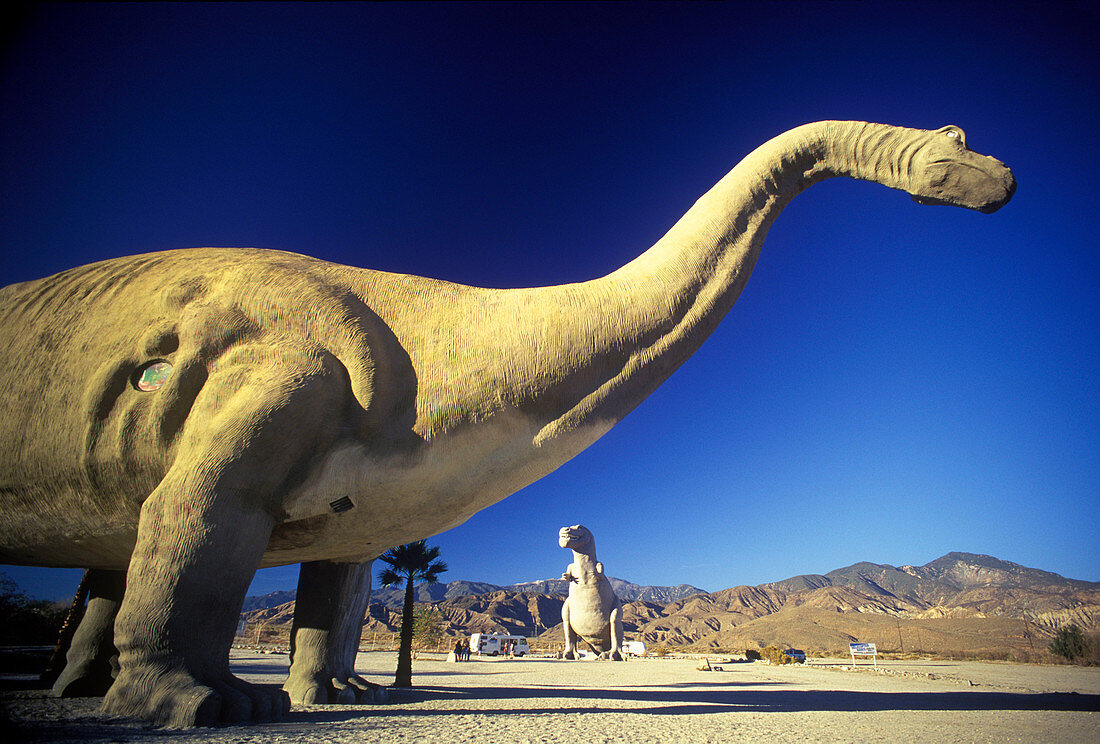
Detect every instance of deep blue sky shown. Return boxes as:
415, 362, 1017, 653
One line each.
2, 3, 1097, 601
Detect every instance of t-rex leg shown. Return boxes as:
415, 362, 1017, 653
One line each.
609, 604, 625, 662
52, 569, 126, 697
102, 345, 344, 726
284, 560, 387, 704
561, 599, 578, 660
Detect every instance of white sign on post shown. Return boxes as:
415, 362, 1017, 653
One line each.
849, 642, 877, 667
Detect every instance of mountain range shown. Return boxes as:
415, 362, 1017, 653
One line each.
243, 577, 705, 612
240, 552, 1100, 658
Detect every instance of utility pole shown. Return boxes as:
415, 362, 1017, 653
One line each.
895, 617, 904, 653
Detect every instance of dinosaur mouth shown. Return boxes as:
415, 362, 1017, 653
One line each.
911, 194, 962, 208
911, 187, 1013, 214
559, 526, 583, 543
911, 162, 1016, 213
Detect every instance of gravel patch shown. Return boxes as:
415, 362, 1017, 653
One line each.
3, 651, 1097, 743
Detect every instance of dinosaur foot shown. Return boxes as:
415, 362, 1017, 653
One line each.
52, 659, 117, 698
610, 651, 624, 662
562, 650, 577, 660
103, 665, 289, 727
335, 674, 388, 704
284, 672, 387, 705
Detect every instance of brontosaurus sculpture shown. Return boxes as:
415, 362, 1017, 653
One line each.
0, 121, 1014, 726
558, 525, 624, 660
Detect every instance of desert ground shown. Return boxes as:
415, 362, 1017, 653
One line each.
3, 651, 1098, 743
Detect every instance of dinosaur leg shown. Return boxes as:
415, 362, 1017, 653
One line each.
40, 569, 91, 687
609, 605, 625, 662
101, 475, 283, 726
284, 560, 387, 704
561, 599, 578, 660
102, 345, 344, 726
52, 569, 126, 697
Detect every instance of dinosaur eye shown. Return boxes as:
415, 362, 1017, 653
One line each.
945, 130, 959, 139
133, 360, 173, 391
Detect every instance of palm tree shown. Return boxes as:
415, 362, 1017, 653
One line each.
377, 540, 448, 687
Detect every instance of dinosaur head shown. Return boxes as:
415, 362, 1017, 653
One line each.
908, 126, 1016, 213
559, 524, 594, 550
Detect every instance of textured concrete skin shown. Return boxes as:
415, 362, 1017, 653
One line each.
0, 122, 1014, 726
559, 525, 624, 660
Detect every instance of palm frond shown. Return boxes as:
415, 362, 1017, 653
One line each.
377, 568, 403, 588
377, 540, 449, 584
422, 560, 448, 584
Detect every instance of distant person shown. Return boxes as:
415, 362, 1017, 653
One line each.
454, 639, 464, 661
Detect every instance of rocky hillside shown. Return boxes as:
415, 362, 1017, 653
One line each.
240, 590, 297, 613
240, 553, 1099, 658
369, 580, 504, 608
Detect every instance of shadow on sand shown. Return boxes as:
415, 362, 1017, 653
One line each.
4, 679, 1098, 742
291, 683, 1100, 722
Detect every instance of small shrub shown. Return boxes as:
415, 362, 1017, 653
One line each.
0, 574, 67, 645
411, 606, 445, 652
1050, 625, 1092, 663
762, 646, 793, 665
653, 646, 669, 657
745, 648, 762, 661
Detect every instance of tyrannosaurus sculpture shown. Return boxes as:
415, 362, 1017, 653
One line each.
0, 121, 1014, 726
559, 525, 624, 660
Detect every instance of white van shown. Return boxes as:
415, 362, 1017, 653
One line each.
621, 640, 647, 657
469, 633, 531, 657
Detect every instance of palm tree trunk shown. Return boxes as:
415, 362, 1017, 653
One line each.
394, 577, 415, 687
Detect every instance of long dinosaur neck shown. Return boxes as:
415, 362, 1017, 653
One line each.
533, 121, 918, 444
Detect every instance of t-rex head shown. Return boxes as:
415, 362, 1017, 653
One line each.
908, 126, 1016, 214
559, 524, 594, 551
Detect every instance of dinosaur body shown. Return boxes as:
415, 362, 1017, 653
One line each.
558, 525, 624, 660
0, 121, 1015, 726
0, 248, 619, 568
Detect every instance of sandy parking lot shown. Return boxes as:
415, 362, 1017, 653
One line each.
4, 651, 1098, 743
